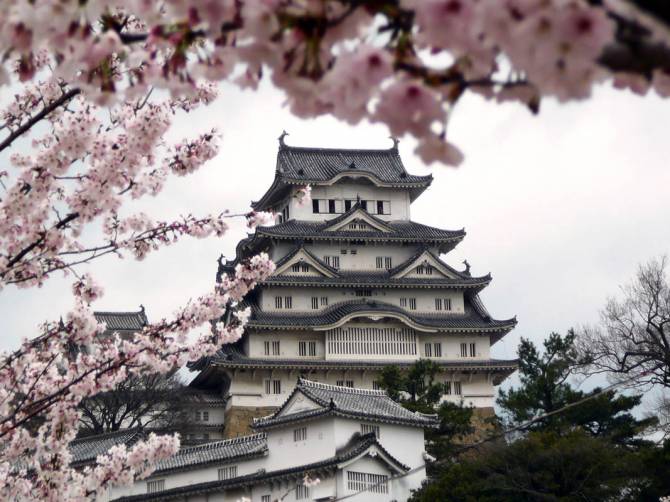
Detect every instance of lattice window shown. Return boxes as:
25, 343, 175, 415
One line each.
445, 381, 452, 395
320, 296, 328, 306
202, 411, 209, 422
274, 296, 282, 309
336, 380, 354, 388
424, 343, 432, 357
409, 298, 417, 310
400, 298, 407, 307
327, 327, 417, 356
376, 256, 383, 269
301, 263, 309, 272
299, 341, 317, 357
262, 496, 271, 502
435, 298, 443, 311
355, 289, 372, 297
264, 379, 281, 394
218, 465, 237, 480
284, 296, 292, 309
347, 472, 388, 494
311, 297, 318, 310
444, 298, 452, 310
384, 256, 392, 269
460, 342, 468, 357
293, 427, 307, 442
146, 480, 165, 493
291, 263, 301, 273
296, 484, 309, 500
454, 381, 462, 395
470, 342, 476, 357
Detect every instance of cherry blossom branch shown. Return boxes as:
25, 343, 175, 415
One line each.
0, 88, 80, 153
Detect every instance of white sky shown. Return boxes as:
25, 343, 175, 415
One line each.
2, 79, 670, 392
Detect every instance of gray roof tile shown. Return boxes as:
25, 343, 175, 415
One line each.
252, 144, 432, 210
94, 309, 147, 332
246, 298, 516, 332
253, 379, 438, 429
153, 434, 267, 475
70, 429, 145, 466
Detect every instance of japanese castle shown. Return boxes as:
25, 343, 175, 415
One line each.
190, 137, 518, 439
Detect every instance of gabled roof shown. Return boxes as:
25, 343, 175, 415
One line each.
112, 432, 407, 502
388, 247, 481, 280
151, 434, 267, 476
272, 245, 339, 277
70, 428, 146, 467
245, 298, 516, 334
94, 309, 148, 334
253, 379, 438, 430
322, 204, 394, 233
252, 141, 433, 211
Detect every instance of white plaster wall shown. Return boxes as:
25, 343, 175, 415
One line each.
246, 328, 492, 362
264, 417, 336, 471
332, 418, 425, 472
249, 330, 325, 359
419, 334, 492, 359
109, 456, 266, 499
227, 368, 496, 409
260, 286, 465, 314
289, 183, 411, 221
187, 407, 226, 425
306, 242, 418, 271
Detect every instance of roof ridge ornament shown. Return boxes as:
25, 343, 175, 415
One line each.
390, 136, 399, 150
462, 259, 471, 276
278, 130, 289, 149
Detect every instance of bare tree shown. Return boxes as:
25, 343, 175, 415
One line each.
578, 256, 670, 389
78, 372, 189, 437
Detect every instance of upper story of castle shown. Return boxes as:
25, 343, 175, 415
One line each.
252, 136, 433, 224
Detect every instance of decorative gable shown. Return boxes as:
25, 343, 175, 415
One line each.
274, 248, 338, 278
324, 208, 393, 233
392, 250, 460, 279
275, 392, 323, 417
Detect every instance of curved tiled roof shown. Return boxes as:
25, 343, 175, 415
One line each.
70, 429, 146, 466
196, 342, 519, 377
247, 299, 516, 333
256, 218, 465, 243
94, 309, 147, 333
152, 434, 267, 475
253, 379, 438, 430
263, 273, 490, 289
252, 143, 432, 210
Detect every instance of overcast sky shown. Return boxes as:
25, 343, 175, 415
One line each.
2, 79, 670, 393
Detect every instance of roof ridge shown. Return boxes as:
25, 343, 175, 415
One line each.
299, 378, 387, 397
71, 427, 143, 444
281, 144, 398, 155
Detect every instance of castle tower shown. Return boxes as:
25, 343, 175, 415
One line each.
190, 138, 517, 438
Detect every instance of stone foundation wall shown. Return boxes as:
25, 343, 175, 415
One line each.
468, 407, 498, 442
224, 406, 278, 438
